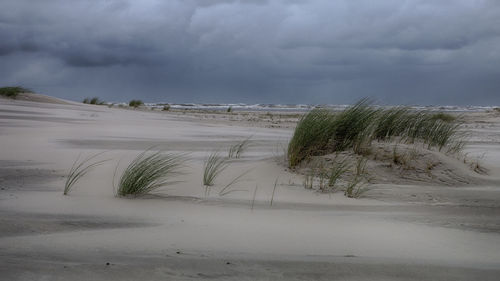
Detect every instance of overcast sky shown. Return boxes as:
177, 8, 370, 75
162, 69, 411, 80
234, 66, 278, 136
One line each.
1, 0, 499, 105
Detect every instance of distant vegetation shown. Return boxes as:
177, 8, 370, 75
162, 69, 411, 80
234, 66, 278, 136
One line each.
288, 99, 464, 168
0, 86, 31, 99
431, 112, 457, 122
129, 99, 144, 108
82, 97, 106, 105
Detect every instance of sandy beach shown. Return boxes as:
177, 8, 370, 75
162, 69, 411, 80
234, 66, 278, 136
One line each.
1, 97, 500, 280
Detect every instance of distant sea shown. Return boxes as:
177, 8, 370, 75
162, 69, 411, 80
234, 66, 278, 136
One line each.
129, 103, 498, 113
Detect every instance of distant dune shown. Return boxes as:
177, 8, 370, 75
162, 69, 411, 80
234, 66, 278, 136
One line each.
0, 91, 76, 105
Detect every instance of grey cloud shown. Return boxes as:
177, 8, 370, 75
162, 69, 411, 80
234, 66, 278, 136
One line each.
0, 0, 499, 105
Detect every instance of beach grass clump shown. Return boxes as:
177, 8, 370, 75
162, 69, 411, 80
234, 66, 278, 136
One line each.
288, 99, 464, 167
117, 150, 186, 197
288, 100, 378, 167
202, 151, 229, 195
129, 99, 144, 108
0, 86, 31, 99
288, 109, 337, 167
228, 137, 252, 158
64, 152, 108, 195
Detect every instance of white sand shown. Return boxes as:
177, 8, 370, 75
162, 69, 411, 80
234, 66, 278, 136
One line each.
1, 98, 500, 280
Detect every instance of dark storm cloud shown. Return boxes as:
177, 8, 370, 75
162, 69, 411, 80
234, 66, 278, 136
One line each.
0, 0, 499, 104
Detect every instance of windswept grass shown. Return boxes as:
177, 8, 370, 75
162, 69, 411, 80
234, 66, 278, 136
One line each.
0, 86, 31, 99
251, 184, 258, 211
218, 168, 253, 196
344, 177, 365, 198
228, 137, 252, 158
326, 157, 350, 192
288, 99, 464, 167
64, 152, 108, 195
117, 150, 186, 197
202, 151, 229, 196
344, 158, 368, 198
288, 109, 336, 167
270, 177, 279, 206
373, 107, 412, 141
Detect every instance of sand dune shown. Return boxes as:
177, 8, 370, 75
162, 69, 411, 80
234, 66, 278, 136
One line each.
1, 99, 500, 280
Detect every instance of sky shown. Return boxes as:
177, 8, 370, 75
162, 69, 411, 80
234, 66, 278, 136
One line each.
1, 0, 499, 105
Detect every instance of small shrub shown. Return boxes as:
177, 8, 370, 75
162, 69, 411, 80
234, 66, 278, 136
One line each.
83, 97, 105, 105
163, 105, 171, 111
117, 150, 186, 197
227, 106, 232, 113
129, 100, 144, 108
